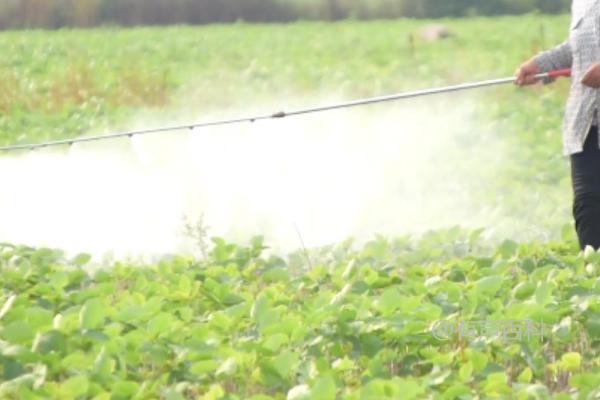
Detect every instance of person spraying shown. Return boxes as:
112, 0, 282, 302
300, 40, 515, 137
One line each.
516, 0, 600, 250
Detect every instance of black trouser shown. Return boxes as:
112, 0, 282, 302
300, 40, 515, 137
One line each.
571, 126, 600, 250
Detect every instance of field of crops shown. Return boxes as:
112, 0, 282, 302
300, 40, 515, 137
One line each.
1, 14, 600, 399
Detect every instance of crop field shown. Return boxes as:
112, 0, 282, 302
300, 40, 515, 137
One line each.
1, 14, 600, 399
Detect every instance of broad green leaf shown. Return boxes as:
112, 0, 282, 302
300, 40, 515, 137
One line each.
272, 351, 297, 379
251, 294, 278, 330
466, 350, 488, 372
570, 372, 600, 389
26, 307, 53, 330
459, 362, 473, 382
360, 378, 424, 399
93, 347, 113, 376
585, 313, 600, 336
59, 375, 89, 398
1, 321, 34, 344
263, 267, 289, 283
147, 312, 174, 336
474, 275, 503, 296
263, 333, 288, 352
311, 376, 336, 400
535, 282, 554, 306
377, 287, 402, 314
31, 330, 66, 354
442, 384, 471, 399
497, 240, 518, 259
512, 282, 535, 300
200, 384, 225, 400
72, 253, 92, 267
49, 272, 69, 290
191, 360, 219, 375
518, 367, 533, 383
112, 380, 139, 398
560, 352, 581, 372
483, 371, 511, 396
79, 298, 105, 330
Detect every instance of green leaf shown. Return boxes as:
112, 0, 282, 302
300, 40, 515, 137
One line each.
570, 372, 600, 389
147, 312, 174, 336
190, 360, 218, 375
251, 294, 278, 330
26, 307, 53, 330
1, 321, 34, 344
59, 375, 89, 398
474, 275, 503, 296
31, 330, 67, 354
442, 384, 471, 400
93, 347, 113, 376
535, 282, 554, 306
497, 240, 518, 259
112, 381, 139, 398
585, 313, 600, 337
163, 390, 186, 400
512, 282, 535, 300
311, 376, 336, 400
263, 333, 288, 352
72, 253, 92, 267
50, 272, 69, 290
518, 367, 533, 383
360, 378, 424, 399
467, 350, 488, 372
263, 267, 289, 283
483, 372, 510, 396
459, 362, 473, 382
377, 287, 402, 314
79, 298, 105, 330
560, 352, 581, 372
272, 351, 297, 379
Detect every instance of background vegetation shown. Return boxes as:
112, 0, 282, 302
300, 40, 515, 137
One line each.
0, 0, 570, 29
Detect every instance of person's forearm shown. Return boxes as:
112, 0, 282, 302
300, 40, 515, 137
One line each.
534, 41, 573, 72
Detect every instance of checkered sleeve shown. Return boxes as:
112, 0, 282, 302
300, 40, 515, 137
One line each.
533, 40, 573, 83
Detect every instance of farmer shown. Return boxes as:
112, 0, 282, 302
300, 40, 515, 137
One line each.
515, 1, 600, 250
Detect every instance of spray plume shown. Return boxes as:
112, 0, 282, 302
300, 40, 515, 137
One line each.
0, 94, 546, 260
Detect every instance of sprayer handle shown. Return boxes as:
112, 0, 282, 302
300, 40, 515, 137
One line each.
547, 68, 572, 79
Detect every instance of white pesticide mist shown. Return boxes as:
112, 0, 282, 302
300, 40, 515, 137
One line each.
0, 94, 516, 260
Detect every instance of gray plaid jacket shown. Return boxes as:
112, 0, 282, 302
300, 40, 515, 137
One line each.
534, 0, 600, 155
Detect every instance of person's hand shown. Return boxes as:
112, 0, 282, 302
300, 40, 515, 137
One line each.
582, 63, 600, 88
515, 59, 542, 86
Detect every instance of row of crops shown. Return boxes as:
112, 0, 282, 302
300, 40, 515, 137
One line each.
1, 229, 599, 398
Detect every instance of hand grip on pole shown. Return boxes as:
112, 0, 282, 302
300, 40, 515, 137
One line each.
547, 68, 572, 79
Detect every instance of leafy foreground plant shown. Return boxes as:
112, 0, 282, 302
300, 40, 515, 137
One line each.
0, 229, 599, 399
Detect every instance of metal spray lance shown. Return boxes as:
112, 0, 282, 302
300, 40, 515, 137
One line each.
0, 68, 572, 152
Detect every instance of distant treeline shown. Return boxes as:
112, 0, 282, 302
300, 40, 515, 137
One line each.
0, 0, 570, 29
